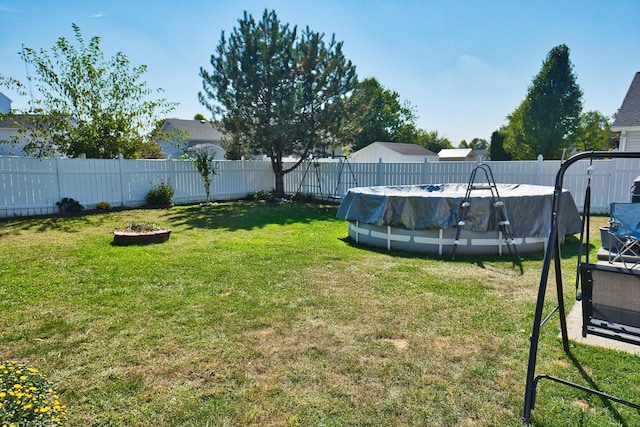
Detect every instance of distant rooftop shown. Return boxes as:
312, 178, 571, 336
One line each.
612, 71, 640, 130
375, 142, 437, 156
162, 119, 223, 141
438, 148, 473, 158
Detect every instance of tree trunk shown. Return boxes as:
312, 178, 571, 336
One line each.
271, 155, 285, 197
274, 173, 285, 197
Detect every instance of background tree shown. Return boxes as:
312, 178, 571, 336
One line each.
409, 129, 452, 153
220, 134, 253, 160
339, 78, 416, 151
566, 110, 612, 152
200, 10, 356, 196
503, 44, 582, 159
0, 23, 177, 159
459, 138, 488, 150
490, 130, 511, 161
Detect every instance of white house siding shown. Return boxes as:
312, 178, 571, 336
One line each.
621, 130, 640, 152
0, 93, 11, 114
0, 129, 23, 156
157, 140, 183, 159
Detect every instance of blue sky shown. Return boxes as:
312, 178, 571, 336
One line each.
1, 0, 639, 145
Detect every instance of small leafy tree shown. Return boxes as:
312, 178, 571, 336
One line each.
193, 149, 218, 203
567, 110, 612, 152
0, 23, 177, 158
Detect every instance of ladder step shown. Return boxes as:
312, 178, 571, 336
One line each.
453, 163, 520, 267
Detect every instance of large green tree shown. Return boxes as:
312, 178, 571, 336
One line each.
503, 44, 582, 159
199, 10, 356, 195
0, 24, 177, 159
339, 78, 416, 151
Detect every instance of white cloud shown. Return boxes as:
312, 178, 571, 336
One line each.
91, 11, 104, 18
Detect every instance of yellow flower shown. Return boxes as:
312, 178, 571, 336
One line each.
13, 383, 21, 389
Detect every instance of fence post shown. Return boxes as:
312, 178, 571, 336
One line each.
422, 157, 429, 184
241, 158, 247, 195
118, 153, 126, 207
607, 157, 617, 209
536, 154, 544, 185
377, 158, 384, 186
55, 157, 63, 209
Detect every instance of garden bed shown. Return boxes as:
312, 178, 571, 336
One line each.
113, 225, 171, 245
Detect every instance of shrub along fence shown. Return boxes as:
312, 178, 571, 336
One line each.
1, 155, 639, 218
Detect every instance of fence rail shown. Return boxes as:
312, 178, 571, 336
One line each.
1, 155, 639, 218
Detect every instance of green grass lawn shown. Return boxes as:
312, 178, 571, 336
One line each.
1, 202, 639, 426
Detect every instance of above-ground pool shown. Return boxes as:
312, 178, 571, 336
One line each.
336, 183, 582, 256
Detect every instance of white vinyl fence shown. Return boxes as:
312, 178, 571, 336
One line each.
1, 155, 639, 218
0, 156, 273, 217
283, 156, 640, 215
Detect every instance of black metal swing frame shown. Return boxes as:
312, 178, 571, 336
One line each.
522, 150, 640, 423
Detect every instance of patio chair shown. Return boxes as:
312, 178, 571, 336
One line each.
608, 202, 640, 270
581, 262, 640, 344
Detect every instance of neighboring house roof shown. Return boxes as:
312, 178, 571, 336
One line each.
372, 142, 437, 156
612, 71, 640, 130
438, 148, 473, 159
349, 141, 438, 163
161, 118, 223, 142
158, 118, 226, 159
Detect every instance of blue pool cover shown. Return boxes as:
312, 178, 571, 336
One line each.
336, 183, 582, 238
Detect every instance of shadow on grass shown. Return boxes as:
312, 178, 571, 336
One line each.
532, 350, 630, 427
162, 200, 340, 231
0, 210, 116, 235
0, 200, 341, 236
566, 350, 629, 427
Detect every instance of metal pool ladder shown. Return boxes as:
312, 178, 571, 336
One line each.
451, 164, 522, 270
